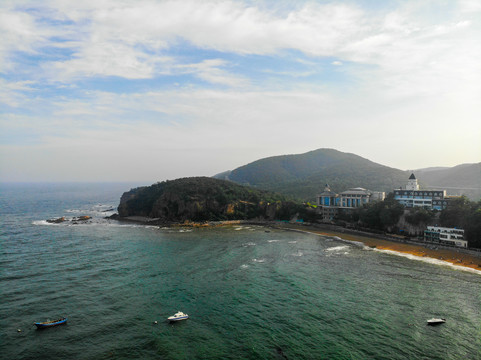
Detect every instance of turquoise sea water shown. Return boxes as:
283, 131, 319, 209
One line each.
1, 183, 480, 359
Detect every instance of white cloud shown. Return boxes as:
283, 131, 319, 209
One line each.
46, 42, 161, 80
176, 59, 249, 87
0, 78, 37, 107
0, 6, 52, 72
1, 0, 480, 181
4, 0, 480, 95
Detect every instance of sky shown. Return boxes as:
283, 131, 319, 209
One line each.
1, 0, 480, 182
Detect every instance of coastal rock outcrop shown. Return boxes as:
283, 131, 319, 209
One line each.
117, 177, 302, 223
46, 217, 66, 224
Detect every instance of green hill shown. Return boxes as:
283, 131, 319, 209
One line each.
415, 163, 481, 200
117, 177, 304, 222
214, 149, 409, 201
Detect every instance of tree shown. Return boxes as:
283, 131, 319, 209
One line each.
405, 207, 435, 226
439, 196, 471, 228
440, 197, 481, 249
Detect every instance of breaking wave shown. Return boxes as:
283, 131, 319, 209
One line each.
325, 245, 349, 252
374, 249, 481, 275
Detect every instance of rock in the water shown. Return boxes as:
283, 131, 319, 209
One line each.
46, 217, 66, 224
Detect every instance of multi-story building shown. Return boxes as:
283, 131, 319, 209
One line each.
424, 226, 467, 248
317, 184, 385, 221
393, 173, 448, 210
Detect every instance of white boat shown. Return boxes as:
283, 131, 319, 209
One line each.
168, 311, 189, 322
427, 318, 446, 325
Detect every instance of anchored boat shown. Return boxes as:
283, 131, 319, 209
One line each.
168, 312, 188, 322
427, 318, 446, 325
34, 317, 67, 329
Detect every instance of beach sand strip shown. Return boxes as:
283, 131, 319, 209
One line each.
277, 224, 481, 272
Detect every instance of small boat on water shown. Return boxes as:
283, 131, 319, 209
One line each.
34, 317, 67, 329
427, 318, 446, 325
168, 312, 188, 322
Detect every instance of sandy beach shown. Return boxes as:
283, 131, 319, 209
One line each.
275, 223, 481, 273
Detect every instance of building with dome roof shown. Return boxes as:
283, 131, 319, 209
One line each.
316, 184, 385, 221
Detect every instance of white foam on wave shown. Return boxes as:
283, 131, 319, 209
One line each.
65, 209, 81, 213
291, 251, 303, 257
267, 239, 280, 243
243, 242, 256, 247
65, 204, 115, 216
325, 245, 349, 252
240, 264, 249, 269
252, 258, 265, 263
105, 223, 160, 230
288, 240, 297, 244
33, 219, 159, 230
332, 238, 366, 249
32, 220, 57, 226
284, 228, 481, 275
374, 249, 481, 275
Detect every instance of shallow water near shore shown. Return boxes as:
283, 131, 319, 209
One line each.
1, 183, 481, 359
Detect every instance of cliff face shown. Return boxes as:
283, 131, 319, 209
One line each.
117, 177, 301, 222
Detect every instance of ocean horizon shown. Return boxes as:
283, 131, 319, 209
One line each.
1, 182, 480, 359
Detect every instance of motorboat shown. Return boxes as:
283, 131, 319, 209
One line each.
427, 318, 446, 325
168, 311, 188, 322
34, 317, 67, 329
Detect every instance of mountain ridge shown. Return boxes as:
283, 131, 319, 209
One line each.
214, 149, 481, 201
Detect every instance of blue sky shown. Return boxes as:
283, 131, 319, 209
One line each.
1, 0, 480, 182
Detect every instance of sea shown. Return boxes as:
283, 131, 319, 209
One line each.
1, 182, 480, 360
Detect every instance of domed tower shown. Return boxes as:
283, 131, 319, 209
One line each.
317, 184, 338, 207
406, 173, 419, 191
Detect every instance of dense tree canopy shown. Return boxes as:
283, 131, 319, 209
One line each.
118, 177, 304, 222
440, 197, 481, 248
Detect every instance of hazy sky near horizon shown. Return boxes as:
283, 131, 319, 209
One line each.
1, 0, 480, 182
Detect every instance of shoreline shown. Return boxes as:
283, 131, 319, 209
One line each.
274, 223, 481, 273
112, 216, 481, 273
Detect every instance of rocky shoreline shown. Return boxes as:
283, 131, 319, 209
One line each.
46, 215, 92, 224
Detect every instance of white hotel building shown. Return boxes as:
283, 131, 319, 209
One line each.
317, 185, 385, 221
393, 173, 448, 210
424, 226, 467, 248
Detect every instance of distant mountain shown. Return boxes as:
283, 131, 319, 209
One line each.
213, 149, 410, 201
415, 163, 481, 199
414, 166, 449, 172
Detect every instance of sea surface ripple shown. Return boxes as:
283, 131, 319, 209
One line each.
1, 183, 480, 359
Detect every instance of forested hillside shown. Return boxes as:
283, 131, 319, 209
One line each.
117, 177, 305, 222
214, 149, 409, 201
415, 163, 481, 200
